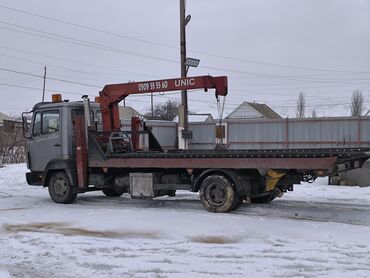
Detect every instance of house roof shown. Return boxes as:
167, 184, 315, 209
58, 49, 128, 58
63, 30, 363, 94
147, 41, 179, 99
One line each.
173, 114, 214, 123
0, 112, 10, 124
226, 102, 282, 119
118, 106, 142, 120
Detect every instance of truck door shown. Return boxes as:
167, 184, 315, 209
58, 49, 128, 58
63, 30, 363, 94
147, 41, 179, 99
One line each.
28, 109, 62, 172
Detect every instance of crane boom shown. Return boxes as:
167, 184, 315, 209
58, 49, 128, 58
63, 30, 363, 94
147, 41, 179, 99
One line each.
99, 75, 228, 131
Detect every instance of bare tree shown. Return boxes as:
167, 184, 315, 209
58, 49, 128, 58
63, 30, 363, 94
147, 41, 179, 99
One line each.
311, 109, 317, 118
145, 100, 180, 121
296, 92, 306, 118
0, 120, 25, 165
350, 89, 364, 117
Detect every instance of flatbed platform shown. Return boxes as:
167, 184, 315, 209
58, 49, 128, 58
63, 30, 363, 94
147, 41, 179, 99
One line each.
88, 140, 370, 172
106, 148, 370, 161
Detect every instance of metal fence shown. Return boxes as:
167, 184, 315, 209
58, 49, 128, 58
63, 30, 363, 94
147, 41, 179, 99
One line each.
227, 117, 370, 149
121, 117, 370, 150
189, 122, 216, 149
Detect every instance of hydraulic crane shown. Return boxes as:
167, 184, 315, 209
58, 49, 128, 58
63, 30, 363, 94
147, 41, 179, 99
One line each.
98, 75, 228, 132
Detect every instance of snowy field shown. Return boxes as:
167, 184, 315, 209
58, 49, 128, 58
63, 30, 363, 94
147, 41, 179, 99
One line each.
1, 164, 370, 278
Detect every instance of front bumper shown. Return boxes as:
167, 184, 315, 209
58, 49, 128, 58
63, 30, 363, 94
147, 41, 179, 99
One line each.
26, 172, 43, 186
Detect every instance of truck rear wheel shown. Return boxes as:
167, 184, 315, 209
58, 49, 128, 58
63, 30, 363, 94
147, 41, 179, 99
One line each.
102, 188, 124, 197
251, 191, 276, 203
231, 197, 244, 211
48, 171, 77, 204
199, 175, 236, 213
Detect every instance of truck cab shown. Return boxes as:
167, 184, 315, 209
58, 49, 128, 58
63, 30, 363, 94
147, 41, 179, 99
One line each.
23, 100, 101, 186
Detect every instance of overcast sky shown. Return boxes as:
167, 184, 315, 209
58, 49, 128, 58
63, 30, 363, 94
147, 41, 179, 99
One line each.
1, 0, 369, 118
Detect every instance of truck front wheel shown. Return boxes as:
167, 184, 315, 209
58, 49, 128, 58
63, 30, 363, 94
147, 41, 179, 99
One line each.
48, 171, 77, 204
199, 175, 236, 213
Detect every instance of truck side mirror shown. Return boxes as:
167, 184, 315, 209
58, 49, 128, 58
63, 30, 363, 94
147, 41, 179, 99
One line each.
22, 114, 31, 139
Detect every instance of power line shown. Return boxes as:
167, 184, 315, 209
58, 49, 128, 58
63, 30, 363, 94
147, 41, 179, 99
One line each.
0, 53, 130, 81
200, 63, 370, 84
0, 81, 358, 114
0, 69, 39, 83
0, 68, 217, 100
2, 20, 370, 84
190, 49, 370, 74
145, 89, 361, 109
1, 66, 363, 109
230, 84, 370, 96
48, 76, 101, 88
0, 46, 159, 79
1, 3, 369, 74
1, 67, 366, 110
0, 67, 102, 88
0, 22, 179, 64
2, 50, 367, 100
0, 83, 93, 97
2, 49, 368, 93
0, 4, 178, 51
0, 76, 40, 88
3, 46, 367, 90
0, 68, 41, 79
0, 82, 185, 106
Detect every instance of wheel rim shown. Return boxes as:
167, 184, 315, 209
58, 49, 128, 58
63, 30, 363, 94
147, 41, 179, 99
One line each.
54, 178, 68, 197
205, 182, 227, 206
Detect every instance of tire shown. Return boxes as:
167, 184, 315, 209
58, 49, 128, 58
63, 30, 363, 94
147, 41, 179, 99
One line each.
251, 191, 276, 204
48, 171, 77, 204
102, 188, 124, 197
328, 176, 340, 186
231, 196, 244, 211
199, 175, 236, 213
167, 190, 176, 197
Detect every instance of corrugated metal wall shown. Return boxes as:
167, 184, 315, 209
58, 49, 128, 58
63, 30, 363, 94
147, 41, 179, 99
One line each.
227, 120, 285, 149
189, 122, 216, 149
227, 117, 370, 149
120, 117, 370, 150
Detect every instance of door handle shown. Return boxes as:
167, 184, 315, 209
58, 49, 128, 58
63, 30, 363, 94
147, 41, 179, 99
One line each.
53, 143, 61, 147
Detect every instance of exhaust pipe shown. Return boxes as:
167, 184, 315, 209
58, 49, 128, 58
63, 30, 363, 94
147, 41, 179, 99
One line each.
81, 95, 91, 145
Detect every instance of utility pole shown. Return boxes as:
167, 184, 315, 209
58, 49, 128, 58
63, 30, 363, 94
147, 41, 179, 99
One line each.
179, 0, 188, 149
42, 66, 47, 102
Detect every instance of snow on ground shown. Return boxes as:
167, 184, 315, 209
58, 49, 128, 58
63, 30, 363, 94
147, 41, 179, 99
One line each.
1, 164, 370, 278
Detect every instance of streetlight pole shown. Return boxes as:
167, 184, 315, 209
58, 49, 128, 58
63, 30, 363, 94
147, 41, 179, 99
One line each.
179, 0, 188, 149
42, 66, 47, 102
